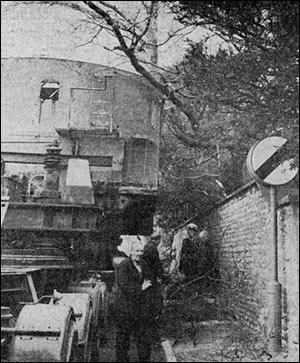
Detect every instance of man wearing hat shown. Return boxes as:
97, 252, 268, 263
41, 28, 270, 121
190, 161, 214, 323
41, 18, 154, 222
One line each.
179, 223, 203, 281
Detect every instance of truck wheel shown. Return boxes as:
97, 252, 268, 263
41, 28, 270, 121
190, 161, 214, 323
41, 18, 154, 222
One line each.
10, 304, 77, 362
67, 279, 109, 360
63, 319, 79, 362
80, 307, 93, 362
55, 293, 94, 362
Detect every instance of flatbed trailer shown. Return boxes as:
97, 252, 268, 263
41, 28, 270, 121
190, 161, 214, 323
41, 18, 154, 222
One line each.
1, 57, 165, 362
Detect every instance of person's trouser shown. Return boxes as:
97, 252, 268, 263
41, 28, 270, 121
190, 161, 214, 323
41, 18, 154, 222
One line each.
115, 317, 151, 362
135, 321, 152, 362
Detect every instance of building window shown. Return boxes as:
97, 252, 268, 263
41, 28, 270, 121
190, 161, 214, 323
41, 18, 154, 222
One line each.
40, 82, 59, 101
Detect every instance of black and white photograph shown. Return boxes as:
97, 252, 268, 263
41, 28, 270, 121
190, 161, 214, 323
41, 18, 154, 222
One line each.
1, 1, 299, 362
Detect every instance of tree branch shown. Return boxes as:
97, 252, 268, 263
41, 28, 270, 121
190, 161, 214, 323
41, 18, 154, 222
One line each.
170, 173, 219, 180
82, 1, 201, 131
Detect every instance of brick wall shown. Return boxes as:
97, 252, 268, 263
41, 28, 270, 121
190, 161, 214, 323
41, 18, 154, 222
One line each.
205, 181, 299, 356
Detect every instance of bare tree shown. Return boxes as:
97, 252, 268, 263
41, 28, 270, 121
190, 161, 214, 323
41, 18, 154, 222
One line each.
80, 1, 206, 147
6, 1, 297, 198
7, 1, 210, 149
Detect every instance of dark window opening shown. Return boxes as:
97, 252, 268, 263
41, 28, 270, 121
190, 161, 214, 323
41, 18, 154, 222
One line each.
40, 82, 59, 101
121, 196, 157, 235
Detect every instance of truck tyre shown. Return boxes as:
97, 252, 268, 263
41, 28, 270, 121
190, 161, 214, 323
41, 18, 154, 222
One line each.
55, 293, 93, 362
10, 304, 77, 362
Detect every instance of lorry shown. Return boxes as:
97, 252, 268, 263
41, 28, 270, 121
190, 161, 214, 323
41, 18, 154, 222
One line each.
1, 57, 162, 362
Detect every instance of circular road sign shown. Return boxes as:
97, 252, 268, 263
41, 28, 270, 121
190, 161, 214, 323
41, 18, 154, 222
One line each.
246, 136, 298, 186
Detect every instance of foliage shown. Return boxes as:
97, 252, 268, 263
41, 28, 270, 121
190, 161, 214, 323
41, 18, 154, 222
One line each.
155, 1, 299, 226
168, 1, 299, 162
156, 128, 227, 228
169, 1, 299, 49
7, 1, 299, 227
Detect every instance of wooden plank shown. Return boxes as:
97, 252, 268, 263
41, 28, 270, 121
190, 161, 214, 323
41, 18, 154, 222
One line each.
7, 202, 99, 210
1, 152, 113, 167
1, 226, 99, 233
1, 288, 25, 293
26, 273, 38, 302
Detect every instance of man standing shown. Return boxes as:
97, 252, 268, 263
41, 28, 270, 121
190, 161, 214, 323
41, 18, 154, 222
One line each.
114, 238, 156, 362
142, 234, 165, 341
143, 234, 164, 283
179, 223, 203, 281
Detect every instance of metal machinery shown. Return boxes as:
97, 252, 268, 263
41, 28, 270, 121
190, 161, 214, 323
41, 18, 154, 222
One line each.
1, 58, 161, 362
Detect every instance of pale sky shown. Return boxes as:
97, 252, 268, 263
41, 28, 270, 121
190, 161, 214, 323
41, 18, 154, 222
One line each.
1, 1, 222, 73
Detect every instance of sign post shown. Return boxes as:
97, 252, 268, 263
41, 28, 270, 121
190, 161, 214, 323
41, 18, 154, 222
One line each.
246, 136, 298, 354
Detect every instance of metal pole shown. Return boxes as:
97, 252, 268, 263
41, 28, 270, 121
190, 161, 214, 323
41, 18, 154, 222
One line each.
267, 186, 282, 354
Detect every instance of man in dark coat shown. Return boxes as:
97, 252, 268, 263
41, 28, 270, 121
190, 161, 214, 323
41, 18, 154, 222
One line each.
114, 238, 157, 362
179, 223, 204, 281
142, 234, 165, 342
143, 234, 164, 283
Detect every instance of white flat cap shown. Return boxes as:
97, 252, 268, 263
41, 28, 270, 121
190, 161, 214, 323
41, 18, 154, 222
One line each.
187, 223, 198, 230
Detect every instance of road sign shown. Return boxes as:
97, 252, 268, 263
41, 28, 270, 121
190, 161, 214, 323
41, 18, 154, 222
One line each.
246, 136, 298, 186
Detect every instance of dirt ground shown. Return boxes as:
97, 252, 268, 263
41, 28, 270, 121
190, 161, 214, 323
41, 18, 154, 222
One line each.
96, 281, 297, 362
160, 284, 298, 363
96, 326, 165, 362
166, 319, 297, 362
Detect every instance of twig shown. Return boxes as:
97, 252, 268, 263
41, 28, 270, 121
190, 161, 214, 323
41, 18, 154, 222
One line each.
168, 270, 214, 300
173, 213, 198, 232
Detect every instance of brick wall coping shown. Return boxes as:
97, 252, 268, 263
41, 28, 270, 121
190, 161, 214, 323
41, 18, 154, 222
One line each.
213, 181, 298, 209
215, 181, 256, 207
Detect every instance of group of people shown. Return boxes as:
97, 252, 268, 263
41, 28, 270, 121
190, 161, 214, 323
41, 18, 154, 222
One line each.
110, 222, 212, 362
111, 235, 164, 362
